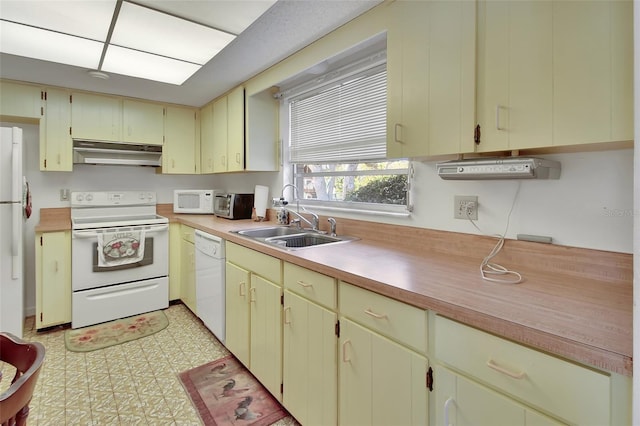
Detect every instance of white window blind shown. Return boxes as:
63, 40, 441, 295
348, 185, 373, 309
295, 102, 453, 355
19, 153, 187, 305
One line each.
289, 64, 387, 163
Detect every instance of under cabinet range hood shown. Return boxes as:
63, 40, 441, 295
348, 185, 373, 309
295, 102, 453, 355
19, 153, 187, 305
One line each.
73, 140, 162, 167
437, 157, 561, 180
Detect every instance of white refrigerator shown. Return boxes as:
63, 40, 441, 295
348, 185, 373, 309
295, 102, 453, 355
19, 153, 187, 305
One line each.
0, 126, 25, 337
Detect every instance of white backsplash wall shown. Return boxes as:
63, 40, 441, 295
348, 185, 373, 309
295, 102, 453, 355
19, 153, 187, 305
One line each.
7, 122, 633, 317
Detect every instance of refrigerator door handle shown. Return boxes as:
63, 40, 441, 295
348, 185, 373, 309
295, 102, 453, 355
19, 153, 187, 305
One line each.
11, 202, 21, 278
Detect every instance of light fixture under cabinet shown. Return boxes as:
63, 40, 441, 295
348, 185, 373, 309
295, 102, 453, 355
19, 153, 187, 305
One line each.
437, 157, 561, 180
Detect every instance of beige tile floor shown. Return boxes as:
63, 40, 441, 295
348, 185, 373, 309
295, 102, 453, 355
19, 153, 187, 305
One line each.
7, 303, 297, 426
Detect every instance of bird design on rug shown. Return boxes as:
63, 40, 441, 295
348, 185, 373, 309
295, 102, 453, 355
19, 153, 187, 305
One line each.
235, 396, 263, 421
206, 362, 227, 378
221, 378, 250, 397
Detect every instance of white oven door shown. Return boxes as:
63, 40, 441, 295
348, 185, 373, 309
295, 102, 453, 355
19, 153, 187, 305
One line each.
72, 224, 168, 292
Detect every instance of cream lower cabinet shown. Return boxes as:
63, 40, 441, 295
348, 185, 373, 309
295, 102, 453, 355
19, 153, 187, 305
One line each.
338, 281, 429, 425
180, 225, 196, 313
435, 366, 562, 426
35, 231, 71, 329
225, 242, 283, 400
434, 315, 631, 425
168, 223, 181, 301
282, 263, 337, 425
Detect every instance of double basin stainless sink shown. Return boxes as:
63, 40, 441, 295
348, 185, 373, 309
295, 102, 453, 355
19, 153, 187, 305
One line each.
232, 226, 357, 250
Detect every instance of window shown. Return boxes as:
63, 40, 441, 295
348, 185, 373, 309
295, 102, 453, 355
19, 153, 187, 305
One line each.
285, 53, 411, 214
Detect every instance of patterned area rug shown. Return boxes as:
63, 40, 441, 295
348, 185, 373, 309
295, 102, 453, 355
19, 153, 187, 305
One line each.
179, 355, 288, 426
64, 310, 168, 352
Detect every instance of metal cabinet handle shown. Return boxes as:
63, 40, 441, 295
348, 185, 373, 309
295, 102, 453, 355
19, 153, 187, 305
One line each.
236, 153, 241, 164
364, 308, 387, 319
394, 123, 403, 143
444, 397, 455, 426
249, 287, 256, 302
57, 154, 61, 165
54, 261, 59, 273
342, 339, 351, 363
239, 282, 246, 297
296, 280, 312, 288
496, 105, 505, 131
284, 306, 291, 324
486, 359, 526, 379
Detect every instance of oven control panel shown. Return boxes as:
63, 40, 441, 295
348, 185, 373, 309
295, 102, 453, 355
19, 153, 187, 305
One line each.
71, 191, 156, 207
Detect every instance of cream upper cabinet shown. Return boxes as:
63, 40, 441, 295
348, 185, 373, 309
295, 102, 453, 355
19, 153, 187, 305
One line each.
226, 86, 245, 172
209, 86, 245, 173
163, 105, 199, 174
386, 0, 476, 158
212, 95, 228, 173
200, 101, 215, 173
0, 81, 42, 119
71, 92, 122, 142
122, 99, 164, 145
35, 231, 71, 329
245, 89, 279, 172
475, 0, 633, 152
40, 87, 72, 172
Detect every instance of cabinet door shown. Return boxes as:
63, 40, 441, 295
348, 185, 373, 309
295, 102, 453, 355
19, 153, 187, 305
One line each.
476, 0, 553, 152
0, 81, 42, 119
180, 238, 196, 314
122, 99, 164, 145
200, 102, 215, 173
283, 290, 337, 425
71, 92, 121, 142
339, 318, 428, 426
227, 86, 244, 172
386, 0, 475, 158
164, 106, 197, 174
212, 96, 228, 172
36, 231, 71, 329
168, 224, 181, 301
249, 275, 282, 400
41, 87, 72, 171
553, 0, 633, 146
225, 261, 251, 366
435, 367, 563, 426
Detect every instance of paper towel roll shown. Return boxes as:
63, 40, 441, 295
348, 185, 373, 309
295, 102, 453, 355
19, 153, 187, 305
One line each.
254, 185, 269, 220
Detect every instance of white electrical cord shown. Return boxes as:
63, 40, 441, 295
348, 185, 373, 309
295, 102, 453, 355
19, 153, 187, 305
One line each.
467, 182, 523, 285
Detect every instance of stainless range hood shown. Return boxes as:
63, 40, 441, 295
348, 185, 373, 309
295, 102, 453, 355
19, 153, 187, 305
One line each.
73, 140, 162, 167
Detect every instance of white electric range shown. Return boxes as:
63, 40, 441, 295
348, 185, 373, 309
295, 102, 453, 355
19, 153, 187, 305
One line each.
70, 191, 169, 328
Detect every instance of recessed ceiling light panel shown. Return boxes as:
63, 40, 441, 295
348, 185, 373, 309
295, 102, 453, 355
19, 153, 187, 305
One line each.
0, 0, 116, 41
111, 2, 235, 65
0, 21, 103, 68
102, 45, 201, 85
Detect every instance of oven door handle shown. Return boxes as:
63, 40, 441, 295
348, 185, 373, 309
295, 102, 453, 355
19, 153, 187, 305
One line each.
72, 224, 169, 238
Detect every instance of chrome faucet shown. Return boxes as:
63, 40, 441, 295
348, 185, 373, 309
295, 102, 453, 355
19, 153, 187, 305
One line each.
281, 183, 301, 213
327, 217, 337, 236
287, 209, 319, 231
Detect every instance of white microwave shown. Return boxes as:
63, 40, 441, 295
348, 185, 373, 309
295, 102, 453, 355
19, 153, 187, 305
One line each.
173, 189, 216, 214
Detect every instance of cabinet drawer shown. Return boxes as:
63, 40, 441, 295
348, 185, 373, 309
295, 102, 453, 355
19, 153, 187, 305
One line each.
339, 281, 426, 354
181, 225, 195, 243
226, 242, 281, 284
435, 315, 610, 425
284, 262, 336, 309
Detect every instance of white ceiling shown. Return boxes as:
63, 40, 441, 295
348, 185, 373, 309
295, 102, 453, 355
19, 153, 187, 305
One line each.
0, 0, 383, 107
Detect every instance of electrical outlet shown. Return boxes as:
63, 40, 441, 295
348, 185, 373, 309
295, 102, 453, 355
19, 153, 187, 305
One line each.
60, 188, 70, 202
454, 195, 478, 220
